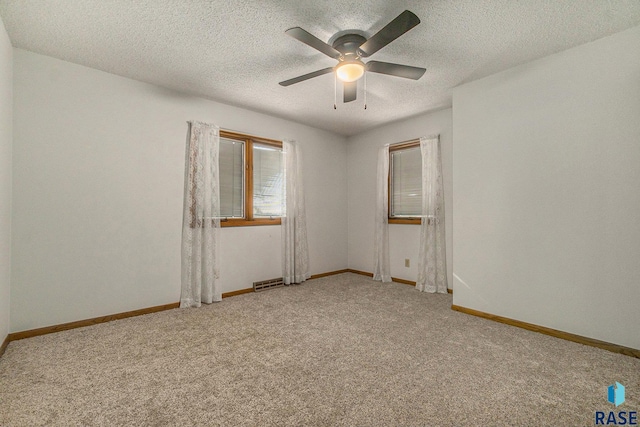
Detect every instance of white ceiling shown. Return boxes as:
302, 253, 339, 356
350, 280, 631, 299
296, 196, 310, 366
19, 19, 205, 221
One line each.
1, 1, 640, 136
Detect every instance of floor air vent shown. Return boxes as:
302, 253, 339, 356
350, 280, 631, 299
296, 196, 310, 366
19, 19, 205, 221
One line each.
253, 277, 284, 292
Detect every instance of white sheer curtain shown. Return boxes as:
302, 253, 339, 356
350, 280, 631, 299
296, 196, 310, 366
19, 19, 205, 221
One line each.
416, 135, 448, 293
373, 145, 391, 282
180, 121, 222, 307
282, 140, 310, 284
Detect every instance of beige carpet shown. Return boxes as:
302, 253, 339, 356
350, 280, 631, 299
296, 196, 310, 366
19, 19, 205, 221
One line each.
0, 273, 638, 426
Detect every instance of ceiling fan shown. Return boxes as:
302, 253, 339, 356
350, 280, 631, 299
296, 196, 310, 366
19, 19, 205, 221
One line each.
279, 10, 426, 105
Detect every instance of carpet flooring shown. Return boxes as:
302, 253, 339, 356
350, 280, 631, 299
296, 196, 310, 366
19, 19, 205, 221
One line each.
0, 273, 638, 426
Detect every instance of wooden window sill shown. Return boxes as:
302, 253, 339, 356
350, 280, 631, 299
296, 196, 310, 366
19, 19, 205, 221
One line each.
389, 218, 421, 225
221, 218, 282, 227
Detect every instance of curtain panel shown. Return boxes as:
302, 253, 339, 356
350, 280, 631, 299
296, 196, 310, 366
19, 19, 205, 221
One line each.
373, 145, 391, 282
180, 121, 222, 307
282, 140, 310, 284
416, 135, 448, 293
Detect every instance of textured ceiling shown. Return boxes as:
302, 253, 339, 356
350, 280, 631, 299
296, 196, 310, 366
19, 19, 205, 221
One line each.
1, 1, 640, 136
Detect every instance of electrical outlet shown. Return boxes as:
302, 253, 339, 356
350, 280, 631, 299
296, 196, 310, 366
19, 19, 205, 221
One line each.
405, 259, 410, 268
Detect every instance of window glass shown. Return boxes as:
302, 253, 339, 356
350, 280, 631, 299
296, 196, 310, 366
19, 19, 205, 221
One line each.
391, 147, 421, 217
219, 138, 244, 218
253, 143, 284, 217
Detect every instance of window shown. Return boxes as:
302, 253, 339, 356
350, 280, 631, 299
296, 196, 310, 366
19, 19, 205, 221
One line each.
389, 140, 421, 224
219, 130, 284, 227
219, 137, 244, 218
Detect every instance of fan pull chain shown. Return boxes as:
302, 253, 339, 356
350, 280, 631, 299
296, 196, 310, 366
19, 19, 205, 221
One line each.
334, 74, 337, 109
364, 72, 367, 110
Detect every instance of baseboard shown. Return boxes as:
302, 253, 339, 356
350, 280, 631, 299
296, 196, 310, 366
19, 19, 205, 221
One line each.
9, 302, 181, 342
0, 334, 9, 357
221, 288, 254, 298
346, 269, 453, 294
347, 269, 374, 278
451, 304, 640, 359
310, 269, 350, 279
221, 269, 350, 298
8, 294, 256, 343
4, 268, 431, 346
3, 268, 353, 346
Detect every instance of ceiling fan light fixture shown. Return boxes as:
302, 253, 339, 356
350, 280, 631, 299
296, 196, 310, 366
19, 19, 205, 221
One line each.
280, 10, 426, 103
335, 60, 365, 82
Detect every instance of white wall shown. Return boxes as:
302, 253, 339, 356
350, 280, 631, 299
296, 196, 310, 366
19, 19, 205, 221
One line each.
347, 109, 453, 287
11, 49, 348, 333
0, 17, 12, 343
453, 25, 640, 350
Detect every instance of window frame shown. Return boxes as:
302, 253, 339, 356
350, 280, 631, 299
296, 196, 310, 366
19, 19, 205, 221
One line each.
388, 140, 421, 225
219, 130, 283, 227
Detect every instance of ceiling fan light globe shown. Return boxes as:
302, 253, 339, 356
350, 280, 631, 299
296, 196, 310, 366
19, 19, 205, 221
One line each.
336, 61, 365, 82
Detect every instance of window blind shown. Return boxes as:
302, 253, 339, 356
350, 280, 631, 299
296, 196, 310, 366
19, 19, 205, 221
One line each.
219, 138, 244, 218
391, 147, 422, 217
253, 143, 284, 217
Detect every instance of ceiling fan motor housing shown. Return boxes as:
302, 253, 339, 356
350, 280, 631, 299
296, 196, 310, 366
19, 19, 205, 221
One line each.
331, 33, 367, 60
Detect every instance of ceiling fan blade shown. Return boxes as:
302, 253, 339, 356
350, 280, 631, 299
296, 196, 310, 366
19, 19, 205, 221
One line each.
285, 27, 341, 59
358, 10, 420, 57
366, 61, 426, 80
279, 67, 334, 87
343, 81, 357, 103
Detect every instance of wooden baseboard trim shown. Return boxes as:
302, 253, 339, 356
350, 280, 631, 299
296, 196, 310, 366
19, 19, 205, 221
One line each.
347, 268, 374, 278
221, 269, 350, 298
0, 335, 9, 357
222, 288, 253, 298
391, 276, 415, 286
451, 304, 639, 359
4, 268, 448, 347
8, 302, 180, 342
346, 269, 453, 294
6, 291, 253, 344
3, 269, 352, 346
310, 269, 350, 279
